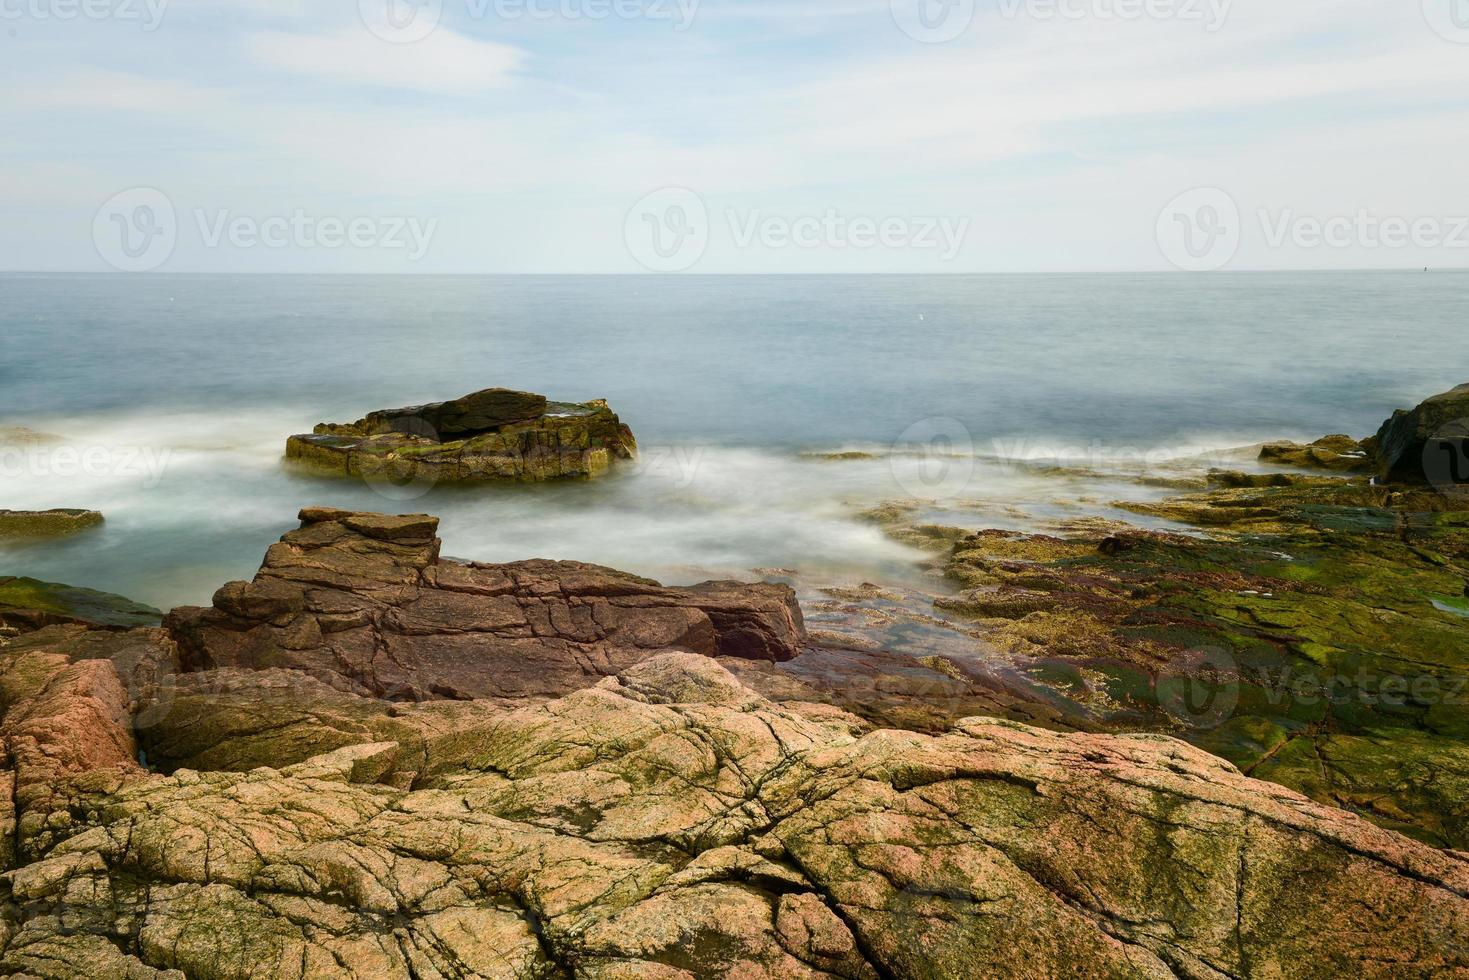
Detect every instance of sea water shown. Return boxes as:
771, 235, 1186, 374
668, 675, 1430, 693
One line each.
1, 271, 1462, 610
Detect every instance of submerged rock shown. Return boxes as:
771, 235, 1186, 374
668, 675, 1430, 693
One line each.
0, 509, 104, 538
0, 652, 1463, 978
286, 387, 637, 484
165, 507, 805, 702
1374, 381, 1469, 485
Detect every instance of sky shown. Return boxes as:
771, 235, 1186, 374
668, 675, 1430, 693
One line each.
3, 0, 1468, 273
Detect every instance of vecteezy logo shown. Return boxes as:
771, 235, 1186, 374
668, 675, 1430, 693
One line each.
1424, 418, 1469, 499
93, 188, 177, 272
890, 417, 975, 498
891, 0, 975, 42
1156, 187, 1240, 271
624, 188, 709, 272
359, 0, 443, 43
1155, 646, 1239, 730
1423, 0, 1469, 43
361, 415, 443, 501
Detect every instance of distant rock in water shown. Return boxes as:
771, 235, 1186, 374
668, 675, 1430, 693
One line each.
1374, 381, 1469, 486
0, 509, 104, 539
1257, 434, 1374, 472
286, 387, 637, 483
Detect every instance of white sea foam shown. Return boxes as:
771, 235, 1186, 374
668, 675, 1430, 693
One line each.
0, 407, 1320, 610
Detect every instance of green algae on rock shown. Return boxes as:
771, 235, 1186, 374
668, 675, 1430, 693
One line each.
1258, 434, 1376, 472
285, 387, 637, 484
0, 576, 163, 633
0, 509, 104, 539
917, 476, 1469, 850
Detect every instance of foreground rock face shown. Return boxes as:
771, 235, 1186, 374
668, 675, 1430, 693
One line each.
286, 388, 638, 483
165, 508, 805, 701
0, 509, 104, 539
0, 653, 1464, 979
1375, 381, 1469, 485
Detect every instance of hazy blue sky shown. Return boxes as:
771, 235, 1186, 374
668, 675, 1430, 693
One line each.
4, 0, 1468, 272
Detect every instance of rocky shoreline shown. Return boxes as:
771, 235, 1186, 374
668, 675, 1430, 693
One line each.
0, 383, 1465, 976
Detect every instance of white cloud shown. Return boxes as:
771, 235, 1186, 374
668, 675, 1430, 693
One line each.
246, 27, 526, 94
25, 70, 215, 112
1, 0, 1467, 270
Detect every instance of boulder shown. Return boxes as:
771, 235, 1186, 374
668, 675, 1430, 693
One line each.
360, 387, 548, 437
0, 654, 1463, 978
164, 508, 805, 702
0, 632, 149, 863
285, 388, 637, 484
1374, 381, 1469, 485
0, 509, 104, 538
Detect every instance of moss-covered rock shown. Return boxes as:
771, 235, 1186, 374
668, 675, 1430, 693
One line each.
0, 509, 103, 539
923, 479, 1469, 848
285, 389, 637, 485
1258, 434, 1376, 472
0, 577, 163, 632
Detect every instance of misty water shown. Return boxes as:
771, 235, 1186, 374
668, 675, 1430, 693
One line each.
1, 271, 1462, 611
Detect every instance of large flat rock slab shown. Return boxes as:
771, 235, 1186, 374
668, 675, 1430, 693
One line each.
164, 507, 805, 701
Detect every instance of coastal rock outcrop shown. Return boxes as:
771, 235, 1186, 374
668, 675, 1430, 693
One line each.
1254, 382, 1469, 488
0, 653, 1464, 978
164, 508, 804, 702
285, 388, 637, 483
1374, 381, 1469, 485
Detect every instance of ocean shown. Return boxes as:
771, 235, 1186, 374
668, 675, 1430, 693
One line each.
1, 271, 1462, 611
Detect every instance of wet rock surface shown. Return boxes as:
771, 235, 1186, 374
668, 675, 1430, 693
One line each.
865, 474, 1469, 849
285, 388, 638, 484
